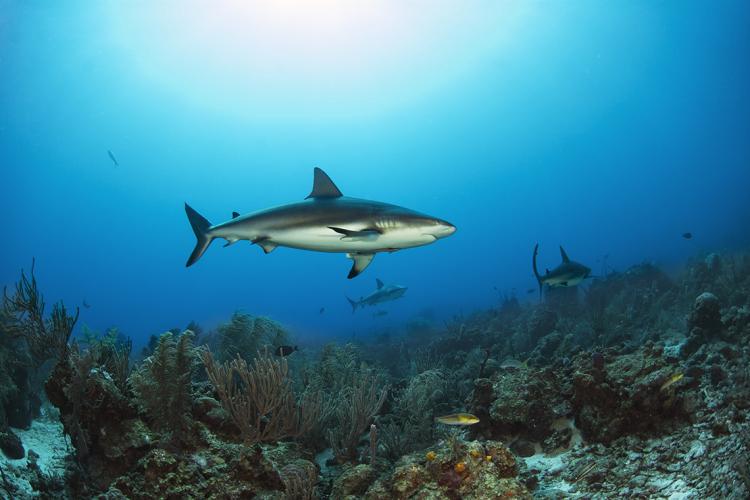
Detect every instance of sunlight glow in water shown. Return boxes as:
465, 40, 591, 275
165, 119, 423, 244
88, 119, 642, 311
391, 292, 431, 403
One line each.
110, 0, 528, 119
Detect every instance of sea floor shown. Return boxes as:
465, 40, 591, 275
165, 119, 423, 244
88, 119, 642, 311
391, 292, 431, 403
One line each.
1, 418, 69, 499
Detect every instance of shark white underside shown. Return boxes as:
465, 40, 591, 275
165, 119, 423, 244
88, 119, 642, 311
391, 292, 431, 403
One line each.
185, 168, 455, 278
215, 224, 437, 254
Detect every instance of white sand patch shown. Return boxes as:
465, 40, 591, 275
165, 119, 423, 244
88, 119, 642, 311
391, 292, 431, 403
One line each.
6, 420, 69, 475
0, 419, 69, 498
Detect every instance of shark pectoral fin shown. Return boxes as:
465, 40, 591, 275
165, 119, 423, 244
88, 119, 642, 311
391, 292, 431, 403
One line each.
259, 242, 277, 254
252, 237, 278, 254
329, 227, 381, 241
346, 253, 375, 279
560, 281, 568, 287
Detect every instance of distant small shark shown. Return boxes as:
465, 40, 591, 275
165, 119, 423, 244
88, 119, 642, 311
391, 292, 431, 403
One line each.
184, 168, 455, 278
532, 243, 591, 298
347, 279, 407, 312
107, 150, 119, 167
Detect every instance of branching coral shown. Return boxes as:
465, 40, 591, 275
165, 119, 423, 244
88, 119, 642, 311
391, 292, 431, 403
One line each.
202, 349, 322, 446
215, 312, 289, 362
380, 369, 448, 459
327, 370, 388, 463
129, 331, 195, 436
280, 461, 318, 500
304, 342, 360, 394
1, 261, 78, 429
2, 260, 78, 368
75, 327, 132, 391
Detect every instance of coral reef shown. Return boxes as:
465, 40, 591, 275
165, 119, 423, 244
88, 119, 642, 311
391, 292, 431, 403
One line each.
210, 312, 289, 362
2, 250, 750, 498
1, 262, 78, 431
327, 370, 388, 464
202, 348, 323, 446
362, 439, 530, 499
129, 331, 194, 439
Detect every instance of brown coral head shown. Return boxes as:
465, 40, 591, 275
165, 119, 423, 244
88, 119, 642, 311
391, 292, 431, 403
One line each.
437, 469, 463, 490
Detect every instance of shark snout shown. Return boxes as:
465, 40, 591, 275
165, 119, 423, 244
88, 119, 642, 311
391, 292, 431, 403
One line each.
434, 220, 456, 239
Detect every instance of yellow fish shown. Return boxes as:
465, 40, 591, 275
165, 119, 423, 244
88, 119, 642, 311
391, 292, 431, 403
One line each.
434, 413, 480, 426
660, 372, 684, 392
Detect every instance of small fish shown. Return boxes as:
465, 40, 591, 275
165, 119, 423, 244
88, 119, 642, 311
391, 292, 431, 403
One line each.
660, 372, 684, 392
500, 358, 528, 370
107, 150, 119, 167
682, 232, 692, 240
319, 307, 325, 314
434, 413, 480, 426
373, 310, 388, 317
274, 345, 298, 357
82, 299, 91, 309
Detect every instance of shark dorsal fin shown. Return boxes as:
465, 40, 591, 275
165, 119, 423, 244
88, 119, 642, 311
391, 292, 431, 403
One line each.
560, 246, 571, 263
306, 167, 343, 199
232, 211, 240, 219
376, 278, 384, 289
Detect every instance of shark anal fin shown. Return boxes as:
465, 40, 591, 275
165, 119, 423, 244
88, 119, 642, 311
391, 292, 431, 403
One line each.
346, 253, 375, 279
223, 238, 239, 248
232, 211, 240, 219
252, 237, 278, 254
329, 227, 380, 241
376, 278, 384, 289
560, 281, 568, 286
306, 167, 343, 199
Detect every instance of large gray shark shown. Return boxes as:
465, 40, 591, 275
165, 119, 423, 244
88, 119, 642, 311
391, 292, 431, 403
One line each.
185, 168, 456, 278
347, 278, 407, 312
532, 243, 591, 298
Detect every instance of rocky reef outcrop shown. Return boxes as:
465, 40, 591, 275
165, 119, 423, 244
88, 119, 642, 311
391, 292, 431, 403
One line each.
359, 439, 530, 499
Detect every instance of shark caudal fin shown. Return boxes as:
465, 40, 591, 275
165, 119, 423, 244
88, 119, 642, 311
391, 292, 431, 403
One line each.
185, 203, 214, 267
346, 296, 358, 313
532, 243, 543, 300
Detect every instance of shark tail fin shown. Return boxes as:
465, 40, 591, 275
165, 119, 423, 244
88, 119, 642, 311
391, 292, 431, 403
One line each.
532, 243, 543, 300
185, 203, 214, 267
346, 296, 358, 313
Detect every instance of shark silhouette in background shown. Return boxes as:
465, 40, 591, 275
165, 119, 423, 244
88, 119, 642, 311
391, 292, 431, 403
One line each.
107, 150, 119, 167
532, 243, 592, 299
346, 278, 407, 312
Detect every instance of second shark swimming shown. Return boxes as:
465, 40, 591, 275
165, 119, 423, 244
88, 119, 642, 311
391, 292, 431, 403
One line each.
184, 168, 456, 278
347, 278, 407, 312
532, 243, 592, 298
